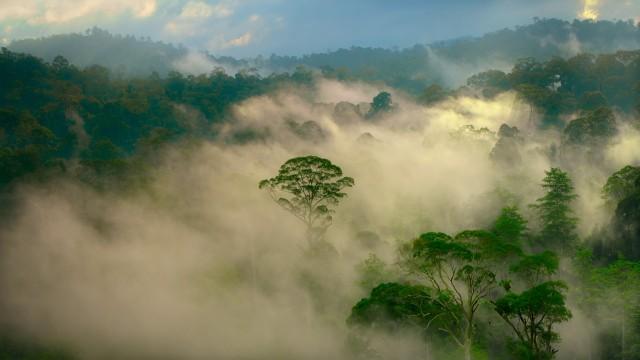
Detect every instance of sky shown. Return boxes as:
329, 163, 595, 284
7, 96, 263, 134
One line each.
0, 0, 639, 57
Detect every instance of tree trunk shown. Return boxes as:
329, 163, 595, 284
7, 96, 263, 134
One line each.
463, 319, 473, 360
622, 309, 626, 360
463, 340, 472, 360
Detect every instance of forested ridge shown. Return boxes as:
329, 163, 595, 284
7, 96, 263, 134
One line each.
1, 18, 640, 360
0, 47, 315, 189
9, 19, 640, 91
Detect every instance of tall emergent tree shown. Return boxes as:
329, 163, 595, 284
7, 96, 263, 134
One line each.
531, 168, 578, 255
402, 230, 518, 360
259, 155, 354, 245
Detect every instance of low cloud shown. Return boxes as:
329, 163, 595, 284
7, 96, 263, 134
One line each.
225, 32, 252, 47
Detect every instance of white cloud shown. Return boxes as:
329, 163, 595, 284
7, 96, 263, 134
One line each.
0, 0, 157, 24
179, 1, 233, 19
206, 32, 254, 50
165, 1, 235, 37
225, 32, 252, 47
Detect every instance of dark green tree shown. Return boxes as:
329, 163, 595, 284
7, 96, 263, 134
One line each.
531, 168, 578, 255
259, 155, 354, 245
366, 91, 394, 119
348, 282, 456, 333
580, 260, 640, 360
602, 165, 640, 206
563, 106, 617, 145
467, 69, 510, 98
494, 281, 571, 359
418, 84, 448, 105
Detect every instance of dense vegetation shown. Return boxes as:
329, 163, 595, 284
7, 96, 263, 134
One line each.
467, 50, 640, 124
0, 47, 315, 190
1, 18, 640, 360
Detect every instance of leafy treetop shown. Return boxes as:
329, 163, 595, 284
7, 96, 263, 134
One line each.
259, 155, 354, 242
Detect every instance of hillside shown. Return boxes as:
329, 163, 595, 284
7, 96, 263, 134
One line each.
9, 19, 640, 93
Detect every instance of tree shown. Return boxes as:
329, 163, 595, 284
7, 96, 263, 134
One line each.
356, 254, 394, 292
509, 251, 559, 285
348, 282, 456, 333
491, 124, 524, 166
259, 155, 354, 245
419, 84, 448, 105
563, 106, 617, 146
347, 282, 460, 359
602, 165, 640, 206
494, 281, 571, 359
366, 91, 394, 119
402, 231, 502, 360
580, 260, 640, 360
530, 168, 578, 255
467, 69, 510, 98
599, 166, 640, 260
578, 91, 607, 111
492, 206, 528, 245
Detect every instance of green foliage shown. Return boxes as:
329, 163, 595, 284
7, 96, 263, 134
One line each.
579, 91, 608, 111
510, 251, 559, 285
356, 254, 394, 291
0, 47, 312, 190
599, 165, 640, 260
468, 49, 640, 126
259, 155, 354, 244
602, 165, 640, 205
530, 168, 578, 254
594, 165, 640, 261
577, 259, 640, 359
366, 91, 394, 119
348, 282, 455, 333
418, 84, 449, 105
492, 206, 528, 245
455, 229, 522, 262
467, 70, 510, 98
0, 335, 74, 360
563, 106, 617, 145
403, 231, 503, 359
494, 281, 571, 359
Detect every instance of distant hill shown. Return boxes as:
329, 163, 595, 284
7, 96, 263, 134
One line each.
8, 19, 640, 92
267, 19, 640, 91
9, 27, 188, 76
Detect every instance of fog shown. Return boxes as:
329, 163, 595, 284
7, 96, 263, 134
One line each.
0, 79, 636, 359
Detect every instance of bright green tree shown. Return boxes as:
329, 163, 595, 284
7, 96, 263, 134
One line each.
402, 231, 513, 360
